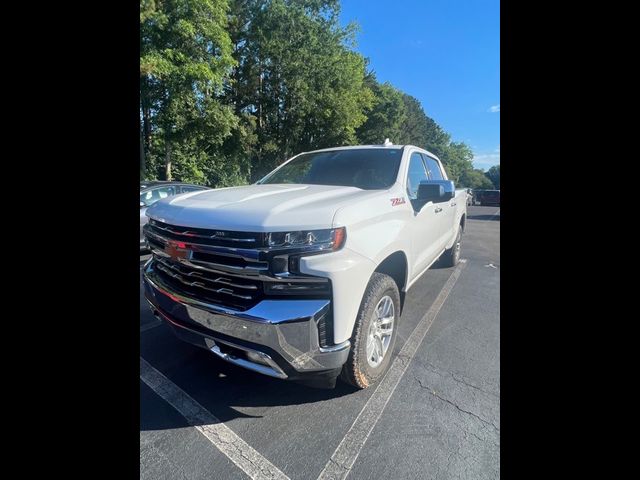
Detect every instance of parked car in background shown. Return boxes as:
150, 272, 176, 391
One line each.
140, 181, 210, 251
465, 188, 474, 206
474, 189, 500, 206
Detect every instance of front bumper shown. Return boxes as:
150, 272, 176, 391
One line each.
142, 260, 351, 381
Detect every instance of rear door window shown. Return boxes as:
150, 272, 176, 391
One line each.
423, 156, 445, 180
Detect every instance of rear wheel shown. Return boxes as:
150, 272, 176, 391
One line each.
340, 273, 400, 389
440, 226, 462, 267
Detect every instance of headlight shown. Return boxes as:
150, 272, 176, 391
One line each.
266, 227, 346, 251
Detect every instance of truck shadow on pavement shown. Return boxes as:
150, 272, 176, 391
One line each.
140, 346, 361, 432
466, 213, 500, 221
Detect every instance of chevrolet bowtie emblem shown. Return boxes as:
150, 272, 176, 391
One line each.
165, 240, 189, 260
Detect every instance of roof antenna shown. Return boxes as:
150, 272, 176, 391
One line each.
383, 138, 393, 146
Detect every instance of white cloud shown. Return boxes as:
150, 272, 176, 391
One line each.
472, 153, 500, 171
488, 104, 500, 113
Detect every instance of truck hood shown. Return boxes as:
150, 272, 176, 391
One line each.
146, 184, 381, 231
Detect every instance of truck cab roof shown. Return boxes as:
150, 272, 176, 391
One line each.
301, 144, 441, 161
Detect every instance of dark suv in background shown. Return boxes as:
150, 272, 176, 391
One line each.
140, 181, 210, 251
474, 189, 500, 206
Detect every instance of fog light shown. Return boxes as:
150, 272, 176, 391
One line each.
264, 281, 330, 295
246, 351, 271, 366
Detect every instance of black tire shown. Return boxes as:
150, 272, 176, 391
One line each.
340, 273, 400, 389
440, 225, 462, 268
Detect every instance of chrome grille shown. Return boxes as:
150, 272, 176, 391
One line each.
147, 219, 264, 248
151, 256, 263, 310
143, 220, 333, 330
144, 221, 269, 310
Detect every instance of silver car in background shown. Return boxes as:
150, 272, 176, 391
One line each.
140, 181, 210, 251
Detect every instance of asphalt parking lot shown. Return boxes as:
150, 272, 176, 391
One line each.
140, 205, 500, 480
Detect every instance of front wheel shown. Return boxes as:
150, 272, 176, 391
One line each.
340, 273, 400, 389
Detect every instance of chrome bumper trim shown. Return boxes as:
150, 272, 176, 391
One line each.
209, 342, 288, 379
150, 306, 287, 379
144, 270, 331, 324
143, 260, 351, 376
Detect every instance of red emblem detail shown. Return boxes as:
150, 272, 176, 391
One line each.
390, 197, 406, 206
165, 240, 189, 260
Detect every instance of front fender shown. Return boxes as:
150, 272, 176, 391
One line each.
299, 248, 377, 344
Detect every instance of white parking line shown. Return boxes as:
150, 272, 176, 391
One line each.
317, 259, 467, 480
490, 208, 500, 220
140, 318, 162, 333
140, 357, 290, 480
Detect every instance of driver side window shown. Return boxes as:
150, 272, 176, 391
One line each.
406, 152, 429, 200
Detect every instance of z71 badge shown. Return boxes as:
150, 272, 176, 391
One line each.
390, 197, 406, 206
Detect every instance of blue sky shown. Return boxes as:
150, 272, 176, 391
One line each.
339, 0, 500, 171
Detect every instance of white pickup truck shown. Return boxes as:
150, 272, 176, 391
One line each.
143, 143, 467, 389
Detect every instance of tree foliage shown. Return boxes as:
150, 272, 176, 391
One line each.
459, 169, 494, 189
438, 142, 474, 184
140, 0, 485, 187
485, 165, 500, 189
141, 0, 244, 184
397, 94, 432, 147
234, 0, 374, 179
356, 77, 405, 145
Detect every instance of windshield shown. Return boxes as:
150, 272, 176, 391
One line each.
258, 148, 403, 190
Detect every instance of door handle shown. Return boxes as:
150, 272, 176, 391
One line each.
450, 202, 456, 206
434, 206, 443, 213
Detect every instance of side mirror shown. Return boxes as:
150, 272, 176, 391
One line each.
140, 201, 146, 208
417, 180, 455, 204
417, 183, 445, 203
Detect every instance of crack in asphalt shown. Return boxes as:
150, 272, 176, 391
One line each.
416, 360, 500, 399
450, 372, 500, 399
455, 417, 500, 450
415, 377, 500, 434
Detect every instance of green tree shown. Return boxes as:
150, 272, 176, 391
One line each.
140, 0, 240, 183
396, 94, 431, 147
460, 168, 494, 189
139, 0, 483, 189
228, 0, 373, 179
438, 142, 474, 184
393, 93, 476, 184
485, 165, 500, 189
356, 77, 406, 145
421, 117, 451, 157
